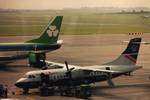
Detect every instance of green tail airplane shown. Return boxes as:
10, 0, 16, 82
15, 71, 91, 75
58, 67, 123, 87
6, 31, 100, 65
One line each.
0, 16, 63, 63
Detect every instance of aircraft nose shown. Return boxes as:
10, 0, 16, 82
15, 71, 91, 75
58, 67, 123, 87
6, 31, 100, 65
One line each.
15, 82, 22, 88
15, 78, 27, 88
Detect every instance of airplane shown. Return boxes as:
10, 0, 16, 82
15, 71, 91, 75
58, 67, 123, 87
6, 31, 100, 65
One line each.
142, 15, 150, 19
15, 38, 142, 94
0, 16, 63, 63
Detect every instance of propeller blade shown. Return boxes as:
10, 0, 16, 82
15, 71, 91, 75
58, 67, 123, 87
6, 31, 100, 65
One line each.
64, 61, 73, 78
70, 67, 75, 71
65, 61, 69, 72
64, 61, 74, 86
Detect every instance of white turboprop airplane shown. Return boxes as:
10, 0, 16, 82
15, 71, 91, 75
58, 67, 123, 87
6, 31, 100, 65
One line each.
15, 38, 142, 93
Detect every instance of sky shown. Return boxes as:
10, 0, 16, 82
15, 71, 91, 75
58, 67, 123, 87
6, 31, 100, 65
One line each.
0, 0, 150, 10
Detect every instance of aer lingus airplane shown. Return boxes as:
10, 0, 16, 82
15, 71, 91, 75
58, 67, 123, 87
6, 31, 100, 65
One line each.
0, 16, 63, 63
15, 38, 142, 93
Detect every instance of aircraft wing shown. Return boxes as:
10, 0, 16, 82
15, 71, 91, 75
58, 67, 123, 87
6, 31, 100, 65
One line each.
45, 60, 121, 73
45, 60, 65, 66
75, 66, 121, 73
45, 60, 63, 65
45, 60, 67, 69
45, 60, 84, 69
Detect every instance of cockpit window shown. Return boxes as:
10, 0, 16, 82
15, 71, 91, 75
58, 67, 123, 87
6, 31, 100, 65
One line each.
23, 74, 35, 78
28, 75, 35, 78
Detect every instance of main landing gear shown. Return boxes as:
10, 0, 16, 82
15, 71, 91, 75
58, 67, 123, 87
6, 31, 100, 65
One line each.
106, 67, 115, 87
23, 88, 29, 94
59, 85, 92, 99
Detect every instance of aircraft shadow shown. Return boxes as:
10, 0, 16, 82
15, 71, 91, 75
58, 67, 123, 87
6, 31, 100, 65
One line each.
92, 83, 150, 100
93, 83, 150, 89
0, 64, 27, 72
17, 83, 149, 100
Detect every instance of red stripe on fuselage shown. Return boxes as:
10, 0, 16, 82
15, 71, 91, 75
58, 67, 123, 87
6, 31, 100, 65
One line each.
124, 54, 136, 63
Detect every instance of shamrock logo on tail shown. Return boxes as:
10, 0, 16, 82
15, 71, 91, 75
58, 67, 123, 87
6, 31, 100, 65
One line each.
46, 25, 59, 37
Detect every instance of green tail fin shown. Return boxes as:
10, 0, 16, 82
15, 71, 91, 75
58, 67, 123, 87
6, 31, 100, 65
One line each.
27, 16, 63, 44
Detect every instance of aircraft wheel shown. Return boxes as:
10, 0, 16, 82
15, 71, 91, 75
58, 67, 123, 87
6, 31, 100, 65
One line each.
48, 87, 55, 96
23, 88, 29, 94
3, 91, 7, 98
60, 91, 66, 96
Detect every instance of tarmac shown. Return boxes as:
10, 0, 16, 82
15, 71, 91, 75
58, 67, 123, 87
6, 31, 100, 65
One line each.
0, 34, 150, 100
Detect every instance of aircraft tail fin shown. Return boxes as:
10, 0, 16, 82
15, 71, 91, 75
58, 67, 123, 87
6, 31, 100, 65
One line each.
105, 38, 142, 65
27, 16, 63, 44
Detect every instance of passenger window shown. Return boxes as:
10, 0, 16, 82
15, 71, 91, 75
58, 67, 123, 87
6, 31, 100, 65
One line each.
90, 72, 93, 76
28, 75, 32, 78
32, 75, 35, 78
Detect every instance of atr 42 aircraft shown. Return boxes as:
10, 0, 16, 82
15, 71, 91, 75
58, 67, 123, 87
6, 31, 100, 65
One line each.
0, 16, 63, 63
15, 38, 142, 93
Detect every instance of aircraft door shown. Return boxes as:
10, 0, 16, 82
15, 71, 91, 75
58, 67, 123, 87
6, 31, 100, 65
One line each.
40, 73, 50, 85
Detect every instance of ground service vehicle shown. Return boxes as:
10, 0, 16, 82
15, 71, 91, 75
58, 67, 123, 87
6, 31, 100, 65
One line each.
0, 84, 8, 98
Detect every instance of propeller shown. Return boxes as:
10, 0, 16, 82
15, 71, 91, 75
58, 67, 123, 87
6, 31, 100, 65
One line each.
65, 61, 70, 72
64, 61, 74, 85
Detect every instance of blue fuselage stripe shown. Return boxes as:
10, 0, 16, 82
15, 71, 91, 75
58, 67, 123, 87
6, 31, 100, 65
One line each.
16, 73, 123, 89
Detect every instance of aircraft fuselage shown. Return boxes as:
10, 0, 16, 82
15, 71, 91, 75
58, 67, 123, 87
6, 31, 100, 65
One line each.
0, 43, 61, 51
15, 64, 141, 89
